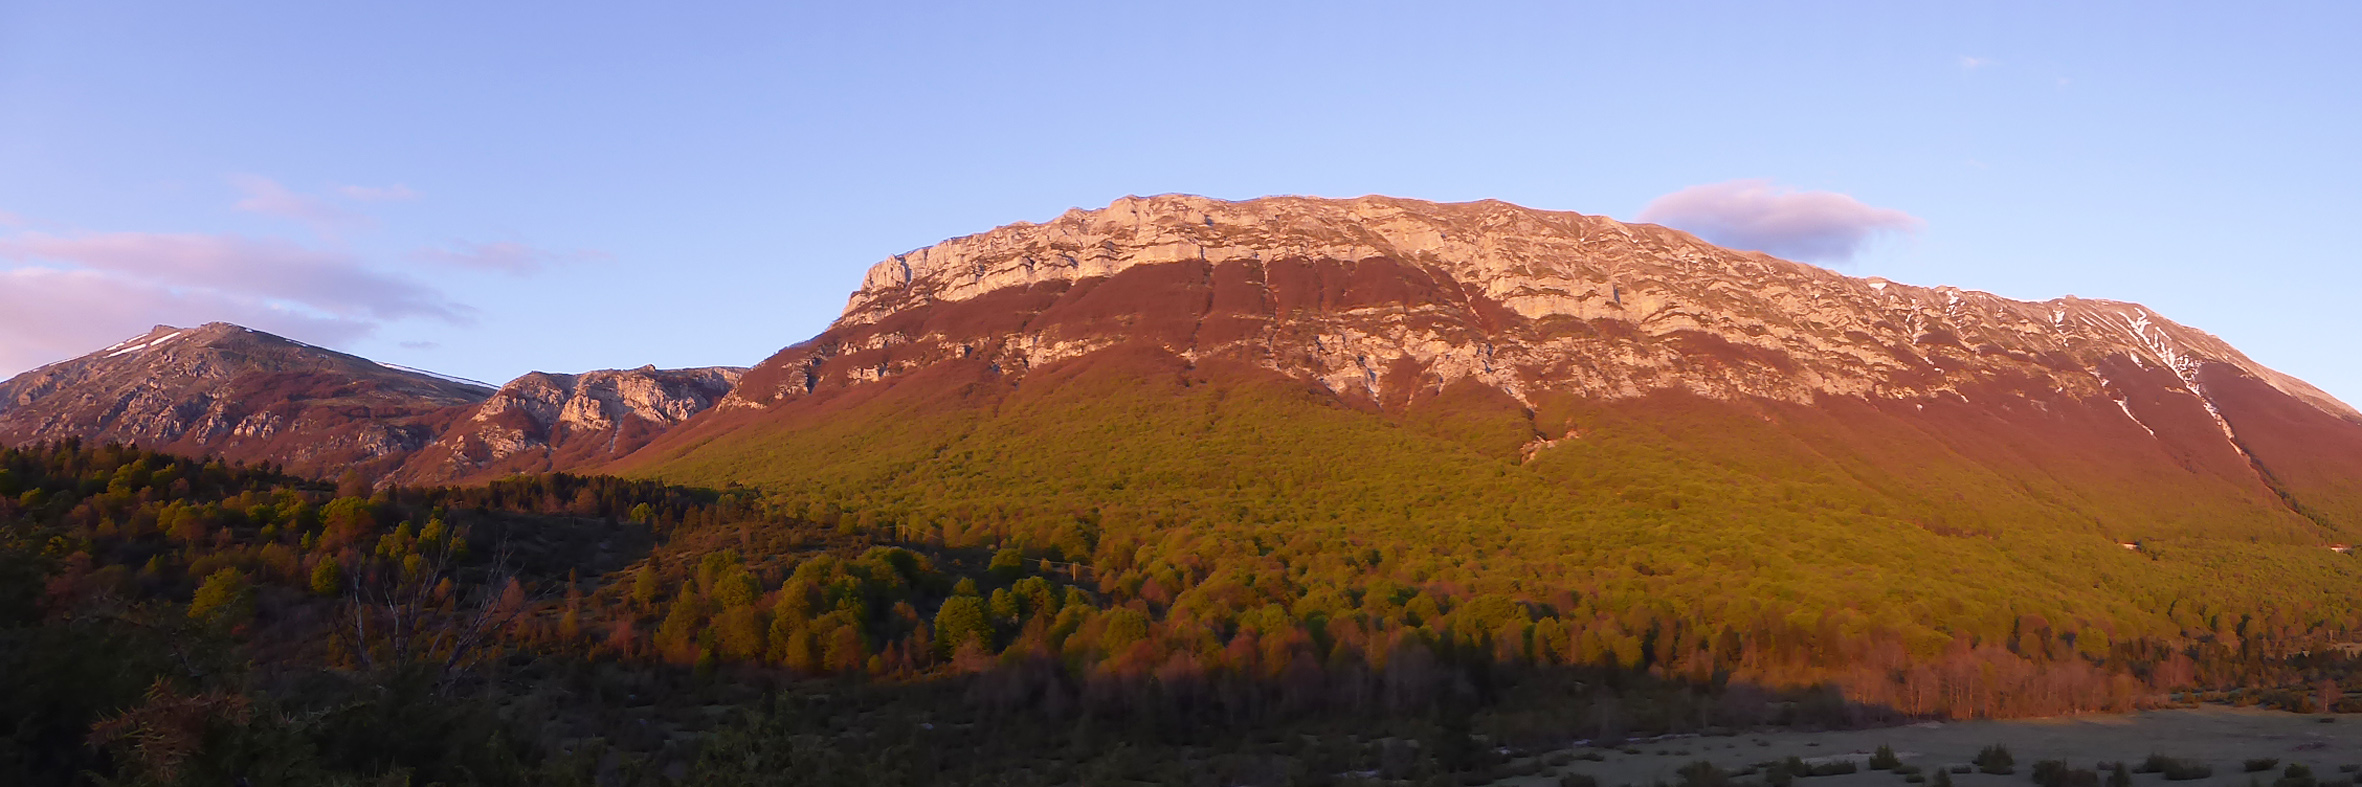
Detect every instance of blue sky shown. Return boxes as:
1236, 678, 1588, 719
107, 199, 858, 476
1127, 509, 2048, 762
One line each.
2, 2, 2356, 402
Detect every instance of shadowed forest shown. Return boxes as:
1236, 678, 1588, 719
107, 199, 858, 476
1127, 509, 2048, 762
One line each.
7, 440, 2362, 785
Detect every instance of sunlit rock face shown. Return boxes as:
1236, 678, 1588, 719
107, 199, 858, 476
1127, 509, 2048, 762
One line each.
389, 365, 743, 484
741, 193, 2345, 417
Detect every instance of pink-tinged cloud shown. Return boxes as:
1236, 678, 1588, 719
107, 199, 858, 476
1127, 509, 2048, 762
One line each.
414, 241, 607, 275
338, 184, 420, 202
0, 231, 472, 323
1637, 179, 1922, 263
0, 267, 373, 376
0, 209, 24, 228
230, 174, 367, 233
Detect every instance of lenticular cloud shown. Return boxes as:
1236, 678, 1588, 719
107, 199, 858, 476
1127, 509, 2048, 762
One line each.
1637, 179, 1921, 264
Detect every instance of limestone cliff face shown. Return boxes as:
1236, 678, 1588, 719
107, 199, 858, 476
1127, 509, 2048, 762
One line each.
388, 365, 744, 484
0, 323, 493, 478
739, 194, 2352, 420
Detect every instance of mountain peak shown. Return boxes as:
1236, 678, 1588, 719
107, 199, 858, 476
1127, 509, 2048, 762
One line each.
662, 193, 2362, 538
0, 321, 494, 477
799, 193, 2352, 422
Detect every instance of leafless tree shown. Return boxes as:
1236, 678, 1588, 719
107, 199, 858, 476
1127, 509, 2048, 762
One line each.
342, 534, 540, 693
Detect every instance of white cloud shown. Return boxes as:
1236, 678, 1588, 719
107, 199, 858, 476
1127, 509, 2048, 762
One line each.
0, 267, 375, 376
0, 231, 472, 323
1637, 179, 1922, 264
1960, 55, 1994, 70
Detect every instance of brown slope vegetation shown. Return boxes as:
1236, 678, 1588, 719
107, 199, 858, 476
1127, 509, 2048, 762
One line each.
618, 337, 2351, 665
611, 194, 2362, 698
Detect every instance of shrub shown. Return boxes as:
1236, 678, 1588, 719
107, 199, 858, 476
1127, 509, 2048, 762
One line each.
1977, 745, 2017, 775
2033, 760, 2100, 787
2282, 763, 2320, 787
2251, 760, 2284, 774
1811, 761, 1859, 777
1871, 745, 1901, 771
2139, 755, 2213, 781
1932, 768, 1954, 787
1680, 760, 1730, 787
1560, 774, 1600, 787
188, 567, 254, 624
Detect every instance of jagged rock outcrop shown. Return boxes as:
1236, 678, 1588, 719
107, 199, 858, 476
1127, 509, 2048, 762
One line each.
0, 323, 494, 479
388, 365, 744, 484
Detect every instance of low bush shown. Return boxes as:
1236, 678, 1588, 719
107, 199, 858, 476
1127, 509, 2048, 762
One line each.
2033, 759, 2100, 787
1813, 761, 1860, 777
1680, 760, 1731, 787
1977, 745, 2017, 775
2250, 760, 2284, 773
2141, 755, 2214, 781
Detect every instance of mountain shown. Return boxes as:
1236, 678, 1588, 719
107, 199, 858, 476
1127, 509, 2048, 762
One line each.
388, 365, 743, 484
0, 323, 745, 483
0, 323, 494, 479
617, 194, 2362, 649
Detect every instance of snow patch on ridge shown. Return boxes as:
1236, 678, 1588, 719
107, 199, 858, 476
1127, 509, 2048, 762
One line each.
103, 331, 184, 358
2113, 398, 2157, 438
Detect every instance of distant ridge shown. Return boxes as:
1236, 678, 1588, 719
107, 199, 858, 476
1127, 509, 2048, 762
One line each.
0, 323, 744, 483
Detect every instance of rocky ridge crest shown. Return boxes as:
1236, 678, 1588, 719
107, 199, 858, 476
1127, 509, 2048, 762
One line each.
387, 365, 744, 483
749, 194, 2351, 425
0, 323, 494, 477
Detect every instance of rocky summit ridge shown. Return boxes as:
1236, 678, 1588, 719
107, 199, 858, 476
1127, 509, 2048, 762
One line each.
743, 193, 2354, 422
